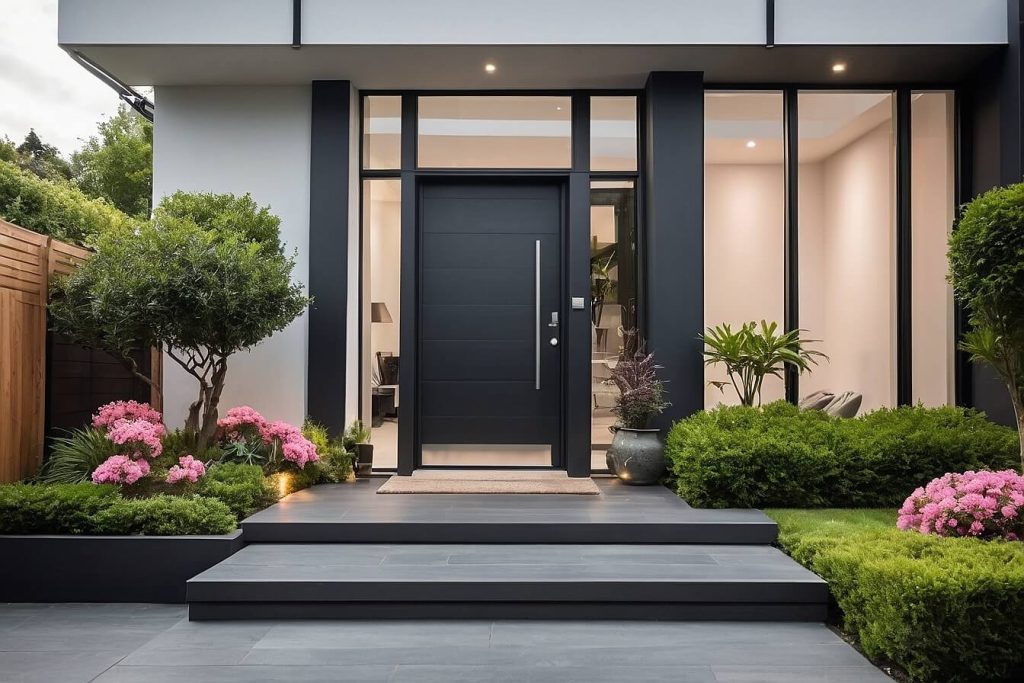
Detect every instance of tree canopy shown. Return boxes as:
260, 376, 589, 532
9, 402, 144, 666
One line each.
49, 192, 309, 451
71, 105, 153, 217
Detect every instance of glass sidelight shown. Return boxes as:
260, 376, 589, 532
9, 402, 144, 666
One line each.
590, 180, 638, 471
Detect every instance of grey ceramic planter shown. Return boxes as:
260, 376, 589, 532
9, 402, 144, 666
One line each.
606, 428, 665, 485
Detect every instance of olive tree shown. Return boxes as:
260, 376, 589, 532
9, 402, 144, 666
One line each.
949, 182, 1024, 469
50, 192, 309, 452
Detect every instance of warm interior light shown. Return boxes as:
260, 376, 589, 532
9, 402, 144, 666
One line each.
484, 63, 497, 73
832, 62, 847, 73
745, 140, 757, 149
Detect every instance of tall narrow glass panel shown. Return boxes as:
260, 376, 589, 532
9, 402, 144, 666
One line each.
703, 92, 785, 408
911, 91, 955, 406
590, 181, 638, 471
361, 179, 401, 469
591, 96, 638, 171
798, 92, 896, 412
417, 96, 571, 168
362, 96, 401, 170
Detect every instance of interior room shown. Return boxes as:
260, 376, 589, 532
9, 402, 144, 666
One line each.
704, 90, 954, 412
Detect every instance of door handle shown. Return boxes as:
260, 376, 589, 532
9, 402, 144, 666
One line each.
535, 240, 541, 391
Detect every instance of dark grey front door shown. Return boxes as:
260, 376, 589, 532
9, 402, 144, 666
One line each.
419, 181, 562, 466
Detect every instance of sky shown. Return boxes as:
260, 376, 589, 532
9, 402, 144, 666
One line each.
0, 0, 124, 154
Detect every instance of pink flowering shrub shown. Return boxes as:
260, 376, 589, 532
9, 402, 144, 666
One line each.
166, 455, 206, 484
91, 455, 151, 485
217, 406, 319, 470
217, 405, 267, 441
106, 418, 165, 460
897, 469, 1024, 540
92, 400, 163, 430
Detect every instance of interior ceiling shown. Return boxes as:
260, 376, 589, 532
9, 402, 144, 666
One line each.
70, 43, 998, 89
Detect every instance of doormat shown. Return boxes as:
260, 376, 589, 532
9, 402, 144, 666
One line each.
376, 473, 601, 495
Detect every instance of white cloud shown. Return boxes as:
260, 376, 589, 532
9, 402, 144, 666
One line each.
0, 0, 122, 154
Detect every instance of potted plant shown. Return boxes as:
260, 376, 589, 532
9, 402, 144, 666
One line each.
606, 330, 670, 485
343, 420, 373, 478
701, 320, 826, 407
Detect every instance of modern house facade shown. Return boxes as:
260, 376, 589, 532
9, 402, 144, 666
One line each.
59, 0, 1023, 476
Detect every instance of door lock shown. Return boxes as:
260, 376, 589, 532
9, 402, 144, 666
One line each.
549, 337, 559, 347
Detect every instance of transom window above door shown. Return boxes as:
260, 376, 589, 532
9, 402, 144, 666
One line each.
417, 96, 572, 169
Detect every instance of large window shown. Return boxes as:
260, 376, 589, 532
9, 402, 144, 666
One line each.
703, 92, 785, 408
911, 92, 956, 406
362, 96, 401, 170
417, 96, 572, 168
590, 181, 638, 469
361, 179, 401, 469
798, 92, 896, 412
591, 96, 638, 172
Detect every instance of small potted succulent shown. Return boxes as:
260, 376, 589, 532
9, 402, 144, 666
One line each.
606, 330, 669, 485
343, 420, 373, 478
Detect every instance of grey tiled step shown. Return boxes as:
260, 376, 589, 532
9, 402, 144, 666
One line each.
239, 481, 779, 544
187, 543, 827, 621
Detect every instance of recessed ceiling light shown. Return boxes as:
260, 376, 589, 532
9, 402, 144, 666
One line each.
484, 63, 497, 74
745, 140, 757, 149
832, 62, 847, 74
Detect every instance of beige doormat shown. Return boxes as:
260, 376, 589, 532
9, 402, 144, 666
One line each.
376, 471, 601, 495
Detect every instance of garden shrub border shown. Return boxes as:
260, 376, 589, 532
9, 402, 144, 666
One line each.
666, 403, 1019, 508
769, 509, 1024, 683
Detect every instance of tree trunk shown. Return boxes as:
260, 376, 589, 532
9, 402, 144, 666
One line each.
195, 359, 228, 454
1012, 392, 1024, 473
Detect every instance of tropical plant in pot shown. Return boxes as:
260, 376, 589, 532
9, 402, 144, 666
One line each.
343, 420, 373, 477
606, 329, 670, 485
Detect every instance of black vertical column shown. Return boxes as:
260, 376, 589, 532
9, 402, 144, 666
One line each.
566, 95, 591, 477
398, 95, 418, 475
307, 81, 351, 437
896, 88, 913, 406
783, 88, 800, 404
643, 72, 704, 427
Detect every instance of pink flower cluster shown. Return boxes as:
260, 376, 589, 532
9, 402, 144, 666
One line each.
106, 418, 165, 459
897, 470, 1024, 540
166, 455, 206, 484
91, 455, 150, 485
217, 406, 319, 469
92, 400, 163, 429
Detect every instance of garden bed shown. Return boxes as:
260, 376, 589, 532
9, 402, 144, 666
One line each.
767, 508, 1024, 683
0, 531, 244, 603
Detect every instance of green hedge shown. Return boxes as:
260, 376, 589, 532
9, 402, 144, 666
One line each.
666, 403, 1019, 508
195, 463, 277, 521
769, 509, 1024, 682
0, 483, 235, 535
0, 159, 130, 244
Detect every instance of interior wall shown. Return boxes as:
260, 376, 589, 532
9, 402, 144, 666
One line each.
703, 163, 786, 407
800, 122, 896, 412
910, 93, 955, 406
152, 86, 311, 429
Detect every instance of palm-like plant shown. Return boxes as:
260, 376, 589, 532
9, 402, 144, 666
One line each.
701, 321, 827, 407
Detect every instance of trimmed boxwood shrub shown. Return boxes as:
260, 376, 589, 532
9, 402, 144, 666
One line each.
666, 402, 1018, 508
0, 159, 130, 244
770, 509, 1024, 682
0, 483, 235, 535
195, 463, 277, 521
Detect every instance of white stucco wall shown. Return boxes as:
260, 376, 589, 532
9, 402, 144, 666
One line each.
152, 86, 312, 428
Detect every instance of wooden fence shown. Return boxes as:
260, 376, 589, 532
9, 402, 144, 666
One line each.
0, 219, 160, 483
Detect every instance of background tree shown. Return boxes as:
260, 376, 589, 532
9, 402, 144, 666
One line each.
949, 182, 1024, 470
71, 105, 153, 217
5, 129, 73, 182
49, 192, 309, 453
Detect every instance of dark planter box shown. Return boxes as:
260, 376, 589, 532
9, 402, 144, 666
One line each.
0, 530, 244, 603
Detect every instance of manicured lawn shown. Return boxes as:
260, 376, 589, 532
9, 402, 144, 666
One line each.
766, 508, 1024, 683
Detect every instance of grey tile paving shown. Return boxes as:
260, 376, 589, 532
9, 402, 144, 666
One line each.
0, 605, 890, 682
240, 478, 778, 543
